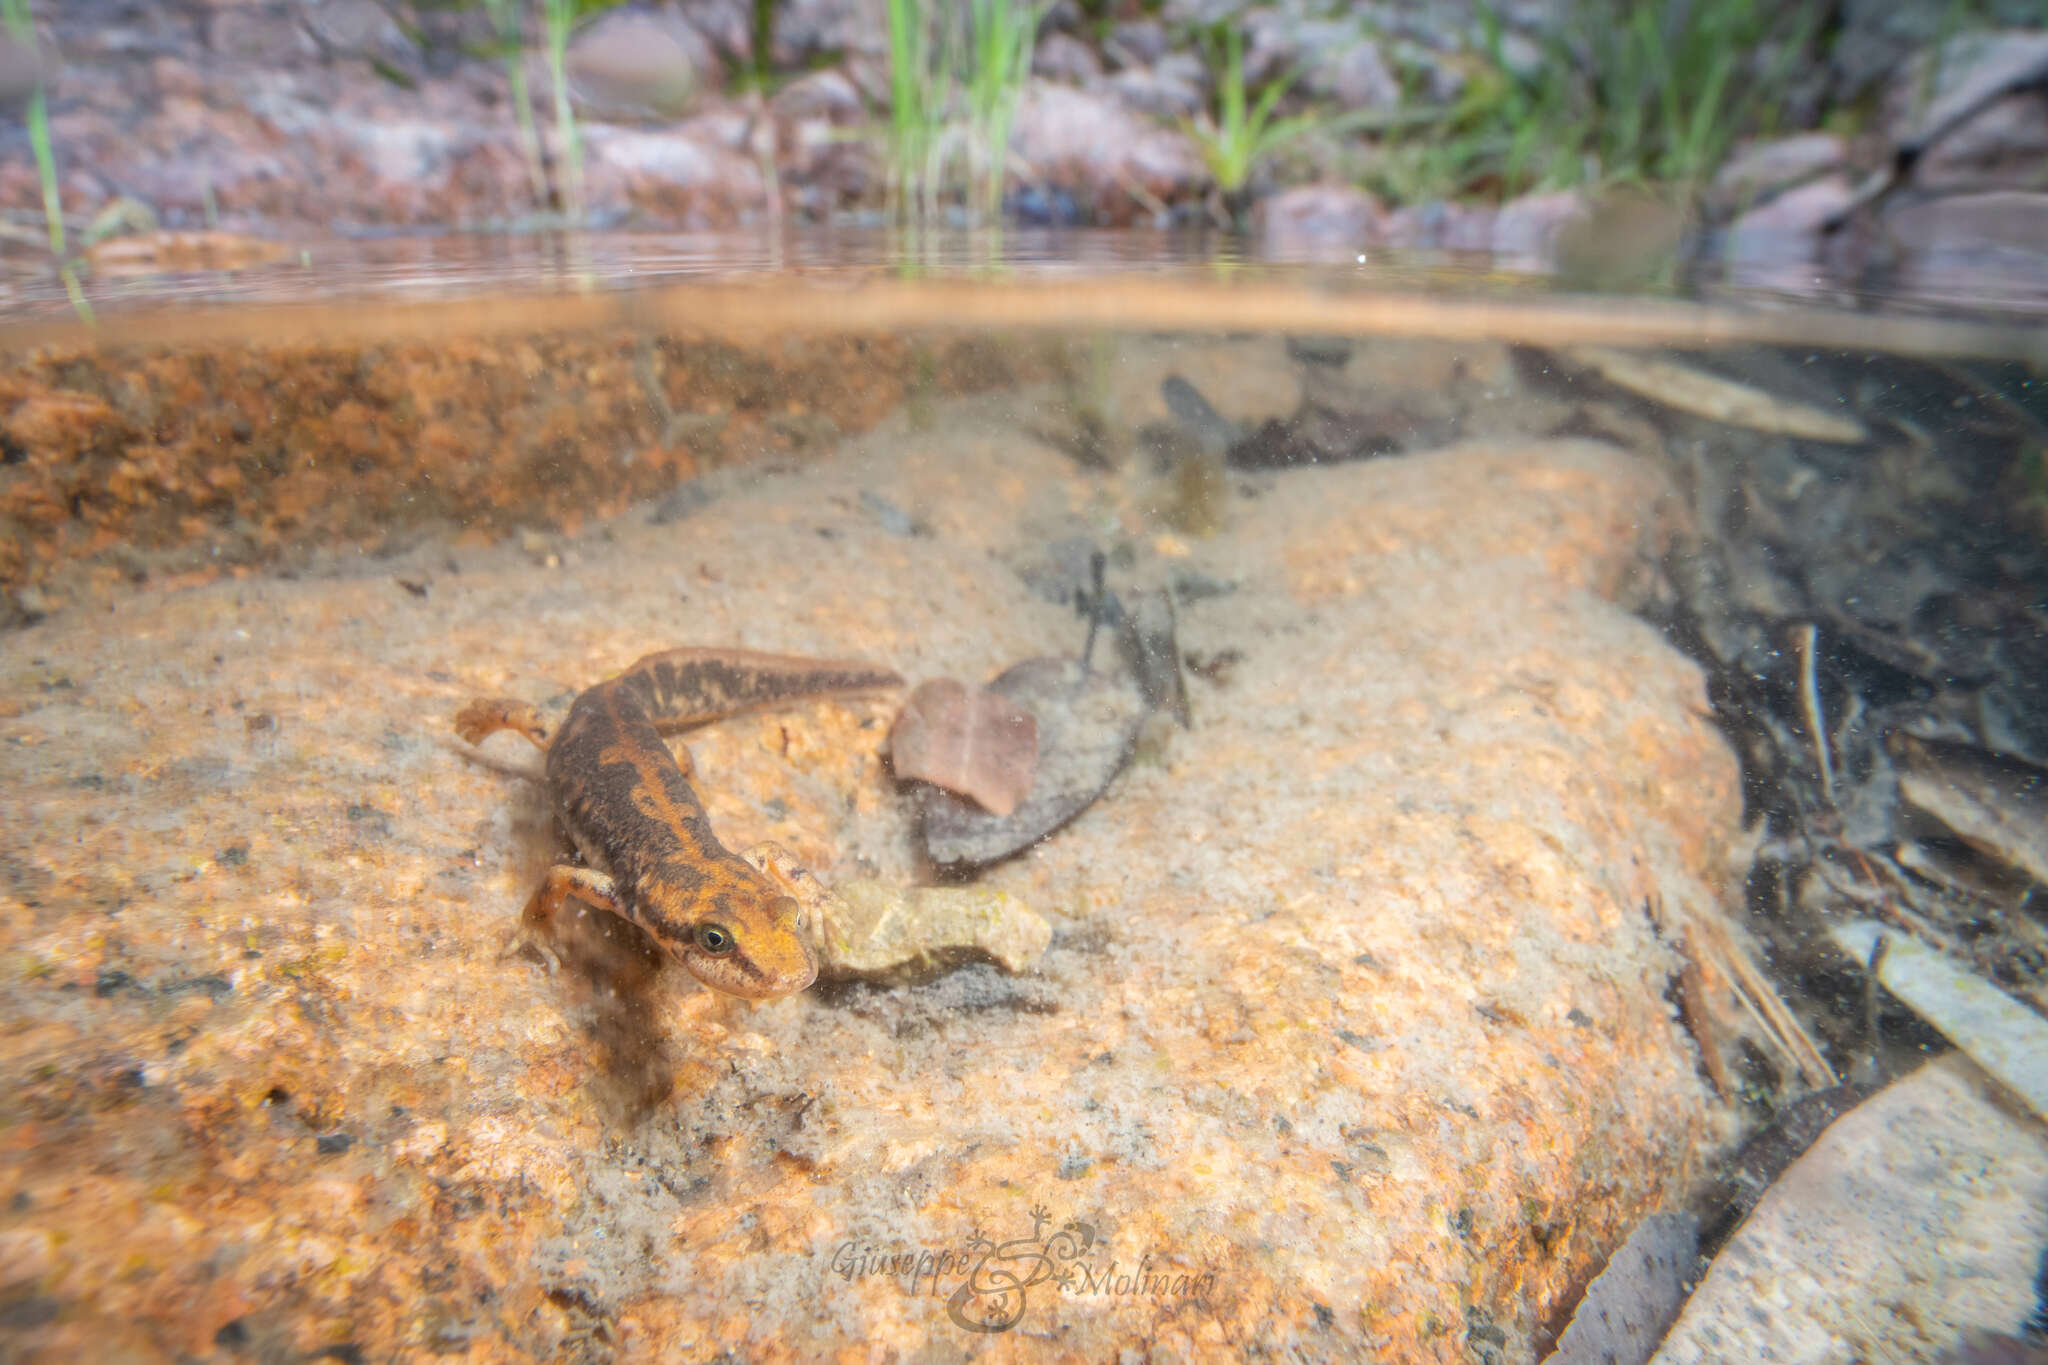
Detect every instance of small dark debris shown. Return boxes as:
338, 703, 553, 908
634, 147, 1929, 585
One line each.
1168, 567, 1238, 603
1351, 949, 1386, 971
316, 1132, 355, 1156
1330, 1159, 1352, 1183
545, 1283, 613, 1320
217, 843, 250, 868
1013, 536, 1112, 608
1118, 589, 1191, 728
1182, 650, 1243, 691
163, 975, 233, 1000
1567, 1007, 1595, 1027
0, 1296, 61, 1329
214, 1318, 250, 1350
1465, 1305, 1509, 1352
262, 1086, 291, 1107
1161, 374, 1240, 456
314, 1345, 365, 1365
1692, 1083, 1872, 1256
394, 578, 429, 598
1056, 1153, 1092, 1180
647, 480, 713, 526
1287, 336, 1354, 367
1334, 1028, 1380, 1053
859, 490, 920, 537
1312, 1301, 1337, 1329
94, 969, 136, 998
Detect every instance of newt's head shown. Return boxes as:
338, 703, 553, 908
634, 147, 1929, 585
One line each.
666, 870, 819, 1000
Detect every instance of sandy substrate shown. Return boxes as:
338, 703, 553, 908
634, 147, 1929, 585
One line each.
0, 380, 1739, 1362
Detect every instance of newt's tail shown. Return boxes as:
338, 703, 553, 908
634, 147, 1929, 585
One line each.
616, 647, 904, 731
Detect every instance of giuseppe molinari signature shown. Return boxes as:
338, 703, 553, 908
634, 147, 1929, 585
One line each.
827, 1206, 1221, 1333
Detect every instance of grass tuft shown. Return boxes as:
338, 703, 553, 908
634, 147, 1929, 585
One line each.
1184, 26, 1320, 221
541, 0, 585, 222
1363, 0, 1824, 207
1, 0, 89, 322
478, 0, 551, 208
880, 0, 1045, 225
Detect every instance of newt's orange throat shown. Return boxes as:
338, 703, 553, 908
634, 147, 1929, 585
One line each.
457, 647, 903, 999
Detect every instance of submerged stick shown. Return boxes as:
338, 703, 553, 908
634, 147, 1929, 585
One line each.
1833, 919, 2048, 1124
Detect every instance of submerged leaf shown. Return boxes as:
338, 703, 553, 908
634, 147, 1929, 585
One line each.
889, 678, 1039, 818
919, 656, 1149, 870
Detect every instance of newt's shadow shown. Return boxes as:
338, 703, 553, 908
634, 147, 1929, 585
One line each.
451, 733, 718, 1121
490, 819, 691, 1123
522, 903, 692, 1123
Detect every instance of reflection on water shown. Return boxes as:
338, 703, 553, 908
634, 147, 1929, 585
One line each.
0, 260, 2044, 1361
6, 225, 2048, 329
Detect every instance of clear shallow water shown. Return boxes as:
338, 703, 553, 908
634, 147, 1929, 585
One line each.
1, 241, 2044, 1361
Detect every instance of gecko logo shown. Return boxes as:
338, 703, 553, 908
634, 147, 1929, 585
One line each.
944, 1207, 1098, 1333
825, 1206, 1220, 1334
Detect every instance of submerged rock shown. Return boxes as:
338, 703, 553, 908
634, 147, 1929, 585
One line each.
741, 843, 1050, 983
0, 401, 1747, 1360
1549, 1212, 1699, 1365
1010, 80, 1206, 221
566, 9, 709, 121
1566, 345, 1869, 443
818, 880, 1053, 982
1653, 1057, 2048, 1365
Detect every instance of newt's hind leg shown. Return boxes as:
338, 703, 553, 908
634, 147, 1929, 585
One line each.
455, 697, 550, 751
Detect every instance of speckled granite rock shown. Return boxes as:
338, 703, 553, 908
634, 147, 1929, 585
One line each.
0, 383, 1734, 1362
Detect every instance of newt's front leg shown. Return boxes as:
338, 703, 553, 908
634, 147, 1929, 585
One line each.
521, 863, 624, 940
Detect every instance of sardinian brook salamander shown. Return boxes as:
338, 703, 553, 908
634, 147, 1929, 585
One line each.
456, 648, 901, 999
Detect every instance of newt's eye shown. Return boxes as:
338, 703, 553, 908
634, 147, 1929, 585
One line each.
694, 923, 737, 956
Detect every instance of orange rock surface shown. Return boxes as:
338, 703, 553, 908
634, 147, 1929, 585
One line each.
0, 330, 1044, 608
0, 379, 1737, 1362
